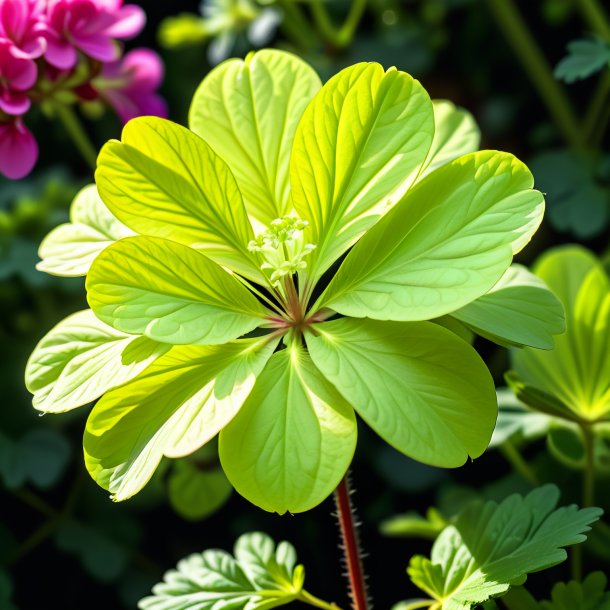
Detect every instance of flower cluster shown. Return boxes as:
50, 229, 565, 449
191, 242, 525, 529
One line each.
0, 0, 167, 180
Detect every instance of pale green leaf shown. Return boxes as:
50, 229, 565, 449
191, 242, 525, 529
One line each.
451, 264, 565, 349
540, 572, 610, 610
319, 151, 544, 321
37, 184, 133, 277
86, 235, 268, 345
489, 388, 551, 448
306, 318, 496, 467
189, 49, 321, 225
168, 460, 232, 521
511, 247, 610, 421
96, 117, 262, 282
420, 100, 480, 178
408, 485, 602, 610
290, 62, 435, 279
84, 336, 278, 501
380, 508, 447, 540
25, 309, 168, 413
219, 346, 357, 514
139, 532, 305, 610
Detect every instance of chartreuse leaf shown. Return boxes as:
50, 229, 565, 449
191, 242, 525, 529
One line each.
319, 151, 544, 321
540, 572, 610, 610
420, 100, 480, 178
219, 346, 357, 514
84, 336, 278, 501
408, 486, 602, 610
96, 117, 263, 282
86, 235, 268, 345
306, 318, 496, 467
189, 49, 321, 225
37, 184, 133, 277
451, 265, 565, 349
291, 62, 435, 280
511, 246, 610, 422
138, 532, 312, 610
25, 309, 168, 412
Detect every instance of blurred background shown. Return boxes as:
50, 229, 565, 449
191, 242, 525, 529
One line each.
1, 0, 609, 608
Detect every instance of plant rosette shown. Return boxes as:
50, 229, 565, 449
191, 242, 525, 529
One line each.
26, 49, 563, 514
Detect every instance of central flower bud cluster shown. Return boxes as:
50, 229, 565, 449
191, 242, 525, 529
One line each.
248, 216, 316, 287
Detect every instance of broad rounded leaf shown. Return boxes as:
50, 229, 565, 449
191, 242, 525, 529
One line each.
96, 117, 262, 282
37, 184, 133, 277
409, 486, 602, 609
84, 337, 277, 501
219, 346, 357, 514
306, 318, 496, 467
139, 532, 305, 610
512, 246, 610, 421
189, 49, 321, 225
86, 235, 268, 345
291, 62, 435, 279
420, 100, 480, 178
26, 309, 168, 412
319, 151, 544, 321
451, 264, 565, 349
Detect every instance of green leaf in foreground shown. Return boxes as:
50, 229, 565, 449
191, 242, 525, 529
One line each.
408, 485, 602, 610
37, 184, 133, 277
138, 532, 333, 610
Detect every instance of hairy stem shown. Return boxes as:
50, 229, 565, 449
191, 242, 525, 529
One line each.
54, 103, 98, 170
334, 474, 370, 610
488, 0, 584, 149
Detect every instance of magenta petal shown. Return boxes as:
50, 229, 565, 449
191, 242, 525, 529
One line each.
0, 89, 31, 115
4, 53, 37, 90
44, 36, 78, 69
123, 48, 164, 89
0, 120, 38, 179
73, 32, 119, 62
103, 4, 145, 38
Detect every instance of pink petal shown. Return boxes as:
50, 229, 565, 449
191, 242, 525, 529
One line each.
103, 4, 145, 38
2, 50, 37, 90
44, 35, 78, 69
72, 31, 119, 62
121, 48, 165, 90
104, 89, 168, 123
0, 88, 31, 115
0, 120, 38, 179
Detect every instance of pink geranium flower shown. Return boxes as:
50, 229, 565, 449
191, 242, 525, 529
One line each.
0, 39, 37, 115
0, 0, 47, 59
44, 0, 146, 70
94, 48, 167, 123
0, 118, 38, 179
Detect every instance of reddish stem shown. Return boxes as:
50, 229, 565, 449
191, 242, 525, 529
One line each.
334, 474, 370, 610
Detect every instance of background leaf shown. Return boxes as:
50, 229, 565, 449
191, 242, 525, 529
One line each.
555, 38, 610, 83
408, 485, 602, 609
139, 532, 306, 610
